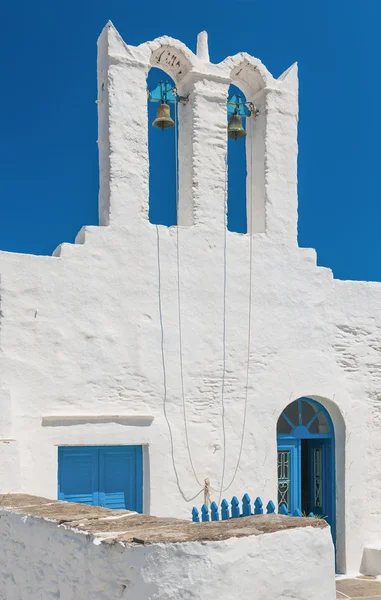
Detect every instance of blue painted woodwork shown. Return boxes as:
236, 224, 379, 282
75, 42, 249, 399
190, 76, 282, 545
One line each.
242, 493, 251, 516
58, 445, 143, 512
148, 81, 178, 104
277, 439, 300, 515
277, 398, 336, 548
201, 504, 210, 522
227, 94, 252, 117
192, 507, 200, 523
58, 447, 99, 506
231, 496, 240, 518
191, 494, 319, 523
211, 501, 220, 521
308, 439, 333, 524
254, 497, 263, 515
277, 398, 334, 440
221, 498, 230, 520
99, 446, 143, 512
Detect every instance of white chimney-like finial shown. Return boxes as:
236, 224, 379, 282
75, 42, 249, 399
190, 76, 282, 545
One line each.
197, 31, 210, 62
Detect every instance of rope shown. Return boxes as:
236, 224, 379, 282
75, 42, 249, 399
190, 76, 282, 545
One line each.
204, 478, 212, 506
174, 100, 204, 488
164, 102, 255, 504
215, 114, 254, 495
156, 223, 204, 503
217, 145, 229, 505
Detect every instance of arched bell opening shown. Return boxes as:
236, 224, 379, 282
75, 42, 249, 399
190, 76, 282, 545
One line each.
277, 397, 336, 548
226, 84, 250, 234
147, 67, 178, 226
228, 58, 267, 235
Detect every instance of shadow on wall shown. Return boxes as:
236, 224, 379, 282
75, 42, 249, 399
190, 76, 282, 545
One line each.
41, 415, 154, 427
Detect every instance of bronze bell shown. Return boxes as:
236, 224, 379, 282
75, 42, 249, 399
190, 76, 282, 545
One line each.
152, 103, 175, 129
228, 114, 246, 140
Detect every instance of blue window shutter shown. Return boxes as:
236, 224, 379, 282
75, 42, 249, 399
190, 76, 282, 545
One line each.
99, 446, 143, 512
58, 447, 98, 505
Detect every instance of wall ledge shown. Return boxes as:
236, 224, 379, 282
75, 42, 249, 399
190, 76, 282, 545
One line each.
41, 415, 154, 427
0, 494, 327, 545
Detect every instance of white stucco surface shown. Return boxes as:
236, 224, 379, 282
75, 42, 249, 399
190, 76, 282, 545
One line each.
0, 21, 380, 575
0, 498, 335, 600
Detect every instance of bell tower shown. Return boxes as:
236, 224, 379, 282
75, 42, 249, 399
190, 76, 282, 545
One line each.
97, 22, 298, 242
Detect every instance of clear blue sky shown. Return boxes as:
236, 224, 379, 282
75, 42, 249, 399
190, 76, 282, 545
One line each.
1, 0, 380, 281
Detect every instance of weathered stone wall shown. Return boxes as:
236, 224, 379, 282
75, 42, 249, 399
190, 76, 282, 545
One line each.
0, 495, 335, 600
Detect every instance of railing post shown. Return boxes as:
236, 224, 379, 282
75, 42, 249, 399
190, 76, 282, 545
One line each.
201, 504, 210, 522
192, 507, 200, 523
211, 501, 220, 521
231, 496, 240, 519
221, 498, 230, 521
242, 493, 252, 517
254, 497, 263, 515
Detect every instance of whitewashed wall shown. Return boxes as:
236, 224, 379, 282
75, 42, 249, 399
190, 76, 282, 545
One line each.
0, 507, 336, 600
0, 22, 380, 575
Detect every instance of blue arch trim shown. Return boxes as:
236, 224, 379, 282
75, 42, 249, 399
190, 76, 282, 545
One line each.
277, 397, 334, 439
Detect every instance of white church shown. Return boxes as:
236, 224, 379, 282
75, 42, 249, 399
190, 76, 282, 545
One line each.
0, 21, 380, 576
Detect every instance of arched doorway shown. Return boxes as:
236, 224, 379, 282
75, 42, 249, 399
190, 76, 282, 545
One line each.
277, 398, 336, 539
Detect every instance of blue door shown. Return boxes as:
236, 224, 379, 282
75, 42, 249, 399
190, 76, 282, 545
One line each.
308, 439, 333, 524
277, 398, 335, 541
277, 440, 300, 514
58, 445, 143, 512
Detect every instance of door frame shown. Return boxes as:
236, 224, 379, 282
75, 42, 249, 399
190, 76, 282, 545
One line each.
277, 398, 336, 546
